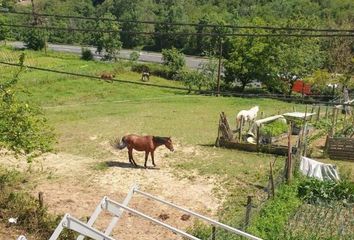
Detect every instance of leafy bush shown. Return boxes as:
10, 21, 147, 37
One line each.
260, 119, 288, 137
81, 48, 94, 61
162, 47, 186, 78
131, 63, 171, 79
187, 220, 212, 239
298, 178, 354, 204
129, 51, 140, 62
0, 54, 55, 161
94, 13, 121, 61
176, 70, 205, 93
247, 182, 302, 239
23, 29, 46, 51
243, 87, 270, 95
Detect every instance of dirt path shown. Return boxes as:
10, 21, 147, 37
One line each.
1, 142, 222, 240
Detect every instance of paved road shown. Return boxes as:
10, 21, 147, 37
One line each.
9, 41, 208, 69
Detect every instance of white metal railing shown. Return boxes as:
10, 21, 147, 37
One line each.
134, 189, 262, 240
18, 184, 262, 240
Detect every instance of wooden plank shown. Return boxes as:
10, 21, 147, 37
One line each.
218, 139, 295, 156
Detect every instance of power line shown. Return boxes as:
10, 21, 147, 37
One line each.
1, 23, 354, 38
1, 61, 353, 107
0, 60, 187, 91
2, 9, 354, 33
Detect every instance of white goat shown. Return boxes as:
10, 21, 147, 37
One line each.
236, 106, 259, 127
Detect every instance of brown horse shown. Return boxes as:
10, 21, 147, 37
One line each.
112, 134, 174, 168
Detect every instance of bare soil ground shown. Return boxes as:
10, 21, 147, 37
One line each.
0, 142, 223, 240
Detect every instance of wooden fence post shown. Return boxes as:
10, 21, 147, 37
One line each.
244, 196, 253, 229
286, 123, 292, 183
325, 105, 329, 119
215, 118, 221, 147
331, 107, 336, 137
38, 192, 44, 209
239, 116, 243, 142
269, 161, 275, 198
310, 105, 315, 121
211, 226, 216, 240
256, 126, 260, 151
316, 106, 321, 122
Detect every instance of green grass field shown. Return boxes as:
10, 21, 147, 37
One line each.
1, 46, 352, 237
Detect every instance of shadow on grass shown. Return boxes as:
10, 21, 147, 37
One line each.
105, 161, 160, 170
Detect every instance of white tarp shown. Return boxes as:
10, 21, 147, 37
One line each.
282, 112, 316, 120
300, 156, 340, 181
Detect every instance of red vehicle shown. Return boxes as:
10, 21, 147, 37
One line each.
292, 80, 311, 95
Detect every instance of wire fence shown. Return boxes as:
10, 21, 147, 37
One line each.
285, 203, 354, 239
1, 60, 354, 108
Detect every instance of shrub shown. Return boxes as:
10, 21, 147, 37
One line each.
187, 220, 212, 239
247, 182, 302, 239
298, 178, 354, 204
176, 70, 205, 93
129, 51, 140, 62
23, 29, 46, 51
81, 48, 94, 61
131, 63, 171, 79
162, 47, 186, 78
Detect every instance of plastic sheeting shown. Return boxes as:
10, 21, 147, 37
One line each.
300, 156, 340, 181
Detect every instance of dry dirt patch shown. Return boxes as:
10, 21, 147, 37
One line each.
1, 142, 223, 240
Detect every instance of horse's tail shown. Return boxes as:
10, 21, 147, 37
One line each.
110, 136, 127, 150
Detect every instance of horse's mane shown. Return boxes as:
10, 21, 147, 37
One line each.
153, 136, 169, 144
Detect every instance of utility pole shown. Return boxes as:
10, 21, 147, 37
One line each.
216, 36, 223, 97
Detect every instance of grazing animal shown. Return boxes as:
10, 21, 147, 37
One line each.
112, 134, 174, 168
141, 71, 150, 82
100, 73, 115, 82
236, 106, 259, 127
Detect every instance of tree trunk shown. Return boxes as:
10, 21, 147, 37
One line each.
241, 81, 247, 92
288, 80, 295, 96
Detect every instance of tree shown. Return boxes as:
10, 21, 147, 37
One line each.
0, 54, 55, 161
194, 12, 229, 56
162, 47, 186, 78
198, 56, 219, 90
304, 69, 334, 96
23, 29, 46, 51
153, 0, 189, 50
110, 0, 153, 48
224, 36, 275, 91
93, 12, 122, 61
255, 16, 324, 95
22, 0, 47, 51
178, 70, 204, 93
326, 37, 353, 87
272, 36, 324, 96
